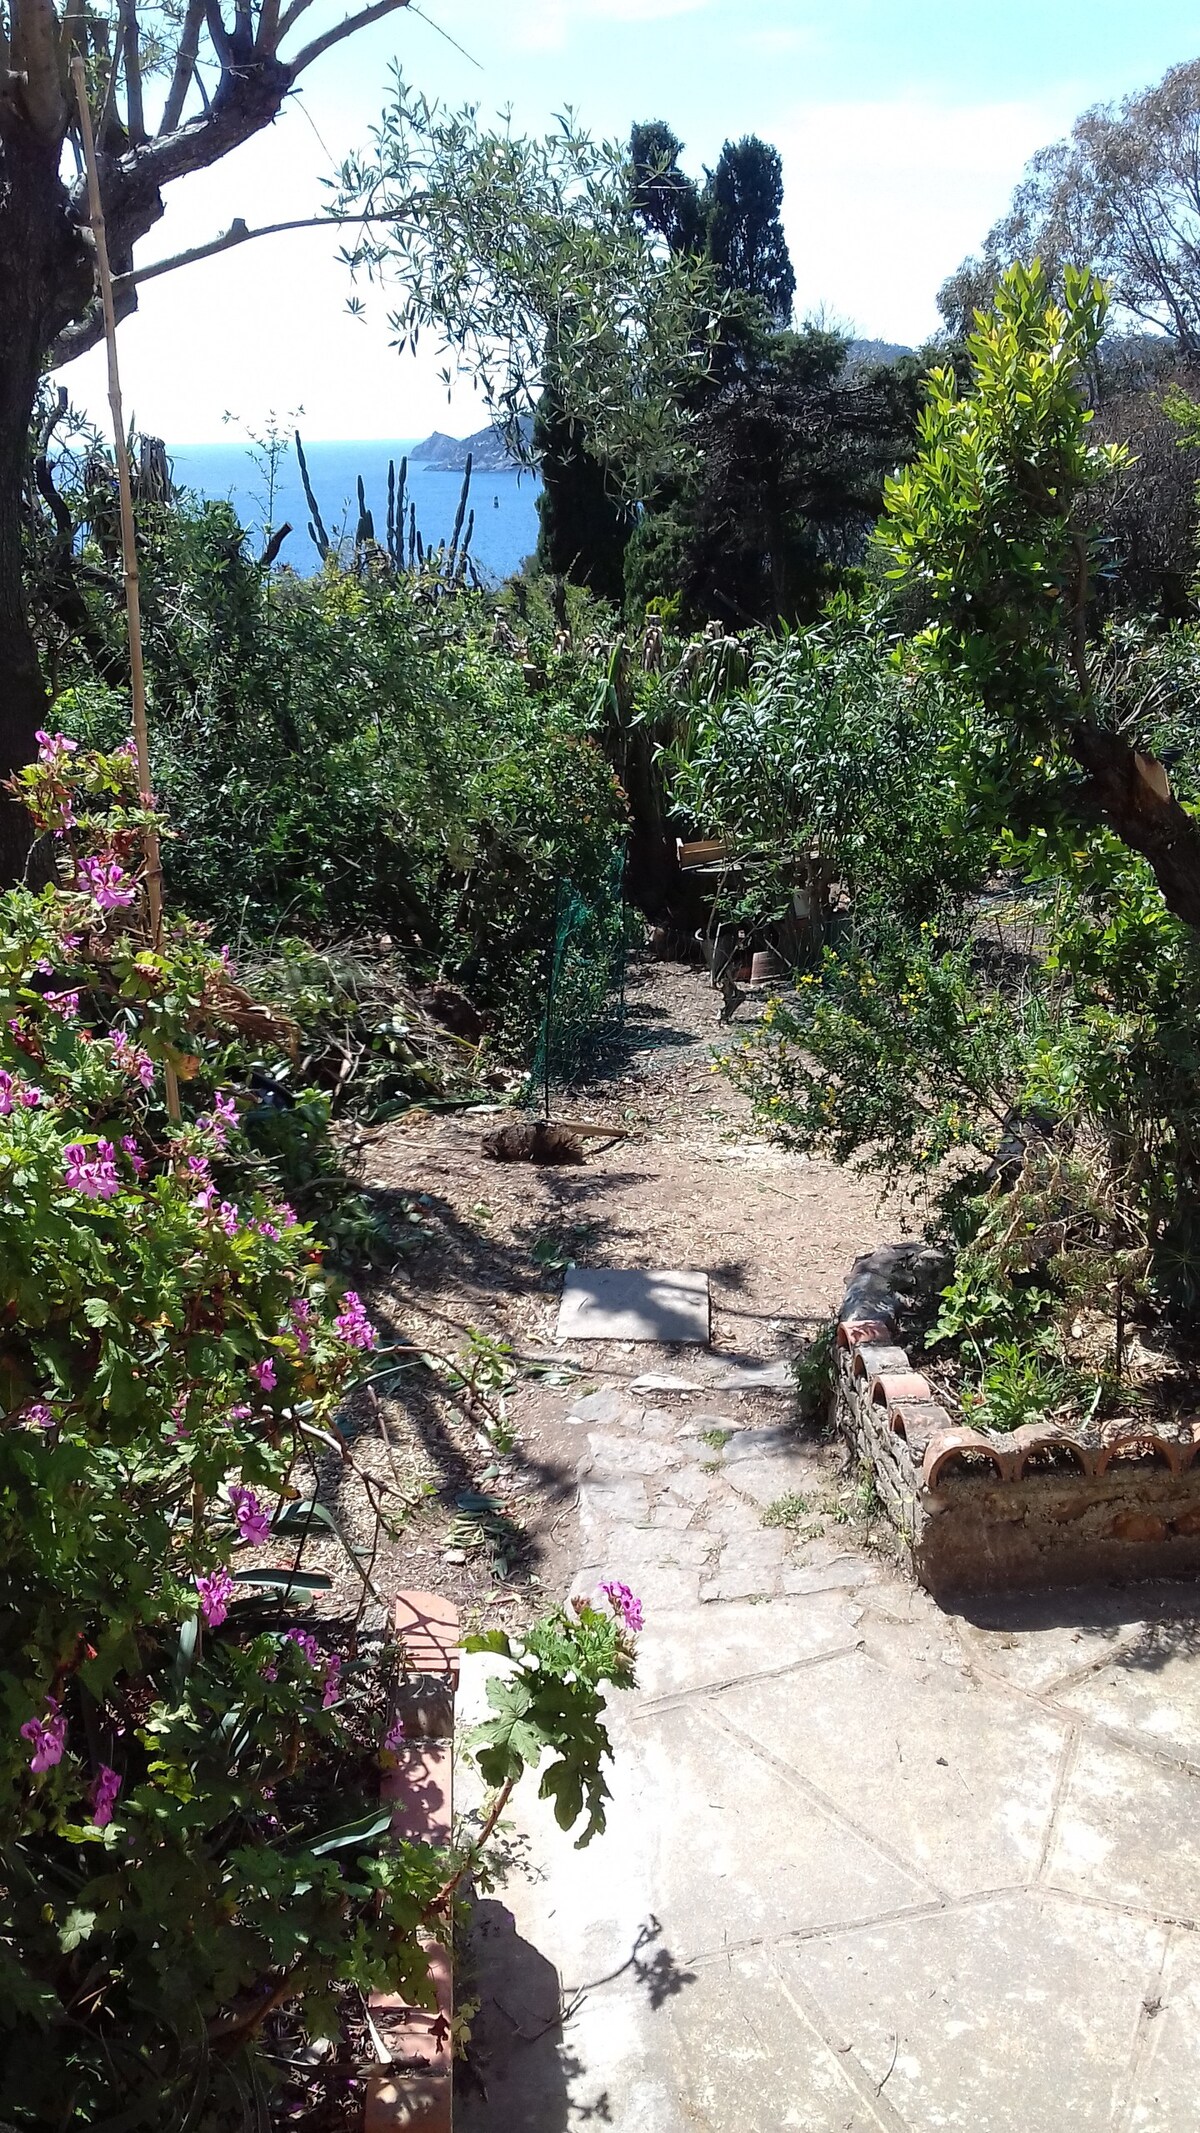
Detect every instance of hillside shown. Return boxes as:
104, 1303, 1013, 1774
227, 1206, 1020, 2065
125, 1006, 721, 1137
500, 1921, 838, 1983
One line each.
411, 418, 534, 472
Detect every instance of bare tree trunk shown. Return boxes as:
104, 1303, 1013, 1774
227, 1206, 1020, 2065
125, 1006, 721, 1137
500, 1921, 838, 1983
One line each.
0, 118, 91, 879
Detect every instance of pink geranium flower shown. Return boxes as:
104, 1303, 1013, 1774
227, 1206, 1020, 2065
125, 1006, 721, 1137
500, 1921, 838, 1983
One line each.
284, 1628, 321, 1667
335, 1291, 376, 1351
89, 1764, 122, 1827
20, 1696, 66, 1773
228, 1484, 271, 1546
121, 1135, 147, 1176
78, 855, 136, 911
249, 1357, 276, 1392
35, 730, 77, 767
600, 1580, 644, 1634
64, 1140, 119, 1201
196, 1567, 235, 1628
24, 1403, 54, 1430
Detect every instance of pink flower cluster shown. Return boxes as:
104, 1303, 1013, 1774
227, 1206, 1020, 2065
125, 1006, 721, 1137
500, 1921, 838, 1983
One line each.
44, 991, 79, 1021
24, 1402, 54, 1430
35, 730, 77, 769
249, 1356, 277, 1393
228, 1484, 271, 1546
270, 1628, 342, 1706
198, 1091, 239, 1150
20, 1695, 66, 1773
335, 1290, 376, 1350
90, 1763, 122, 1827
122, 1135, 147, 1177
64, 1139, 119, 1201
110, 1029, 155, 1088
78, 854, 136, 912
0, 1070, 41, 1115
196, 1566, 235, 1628
289, 1297, 313, 1354
600, 1580, 644, 1635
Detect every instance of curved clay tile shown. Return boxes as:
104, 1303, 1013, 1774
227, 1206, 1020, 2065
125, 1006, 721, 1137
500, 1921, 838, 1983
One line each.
1004, 1422, 1096, 1480
870, 1370, 933, 1410
835, 1316, 895, 1352
923, 1428, 1013, 1490
1095, 1431, 1183, 1477
851, 1342, 910, 1383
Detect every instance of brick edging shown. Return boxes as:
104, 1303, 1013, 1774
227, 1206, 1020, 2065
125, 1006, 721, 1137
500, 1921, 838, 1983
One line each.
364, 1591, 460, 2133
835, 1247, 1200, 1593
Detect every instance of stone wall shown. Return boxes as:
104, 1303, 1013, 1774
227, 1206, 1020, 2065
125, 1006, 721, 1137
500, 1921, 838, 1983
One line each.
835, 1246, 1200, 1597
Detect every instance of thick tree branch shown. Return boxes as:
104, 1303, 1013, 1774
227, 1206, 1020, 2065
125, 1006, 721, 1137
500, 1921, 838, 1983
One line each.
12, 0, 66, 140
113, 208, 407, 289
275, 0, 316, 38
289, 0, 410, 75
1068, 719, 1200, 931
119, 0, 145, 144
159, 0, 205, 134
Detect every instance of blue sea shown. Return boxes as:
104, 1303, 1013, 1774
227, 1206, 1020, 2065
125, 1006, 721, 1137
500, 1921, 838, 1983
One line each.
169, 438, 542, 584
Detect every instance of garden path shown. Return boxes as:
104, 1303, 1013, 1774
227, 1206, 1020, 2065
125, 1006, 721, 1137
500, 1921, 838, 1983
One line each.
420, 961, 1200, 2133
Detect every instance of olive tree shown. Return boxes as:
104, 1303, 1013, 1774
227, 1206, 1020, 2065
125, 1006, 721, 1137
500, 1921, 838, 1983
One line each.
335, 79, 727, 492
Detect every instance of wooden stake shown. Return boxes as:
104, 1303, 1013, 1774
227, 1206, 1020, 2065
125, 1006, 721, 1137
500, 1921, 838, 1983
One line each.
70, 56, 180, 1119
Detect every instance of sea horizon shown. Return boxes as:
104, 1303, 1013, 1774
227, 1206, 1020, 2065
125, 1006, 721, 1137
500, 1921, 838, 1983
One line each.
170, 435, 541, 584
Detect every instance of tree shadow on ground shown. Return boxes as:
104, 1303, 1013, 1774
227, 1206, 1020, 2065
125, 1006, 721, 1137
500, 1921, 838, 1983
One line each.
457, 1903, 696, 2132
949, 1582, 1200, 1675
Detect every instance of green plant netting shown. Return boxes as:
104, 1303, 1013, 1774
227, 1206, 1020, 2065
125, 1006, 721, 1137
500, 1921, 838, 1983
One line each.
532, 850, 627, 1105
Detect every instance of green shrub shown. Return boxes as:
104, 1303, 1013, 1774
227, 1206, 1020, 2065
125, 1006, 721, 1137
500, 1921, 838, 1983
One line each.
62, 522, 627, 1055
0, 739, 639, 2127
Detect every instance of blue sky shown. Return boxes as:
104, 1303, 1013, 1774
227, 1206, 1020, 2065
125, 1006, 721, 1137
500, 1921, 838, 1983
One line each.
63, 0, 1200, 442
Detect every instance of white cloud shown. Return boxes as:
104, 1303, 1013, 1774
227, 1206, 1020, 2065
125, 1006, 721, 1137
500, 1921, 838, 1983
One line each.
774, 96, 1075, 344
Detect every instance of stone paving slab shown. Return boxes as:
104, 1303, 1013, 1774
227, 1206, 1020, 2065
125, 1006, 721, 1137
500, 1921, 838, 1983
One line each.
1055, 1623, 1200, 1763
716, 1646, 1068, 1898
666, 1947, 889, 2131
1044, 1732, 1200, 1922
1126, 1931, 1200, 2132
463, 1343, 1200, 2130
611, 1698, 931, 1955
785, 1890, 1167, 2132
557, 1266, 711, 1343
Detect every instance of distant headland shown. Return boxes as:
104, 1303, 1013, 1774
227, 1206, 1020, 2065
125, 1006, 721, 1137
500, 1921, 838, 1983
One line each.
411, 418, 534, 473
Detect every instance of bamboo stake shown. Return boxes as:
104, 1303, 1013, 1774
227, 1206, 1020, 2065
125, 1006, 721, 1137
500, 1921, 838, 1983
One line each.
70, 56, 180, 1120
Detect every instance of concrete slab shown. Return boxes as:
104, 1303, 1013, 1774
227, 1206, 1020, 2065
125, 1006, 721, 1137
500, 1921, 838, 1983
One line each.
557, 1267, 711, 1344
715, 1647, 1068, 1897
710, 1357, 795, 1390
586, 1432, 680, 1476
666, 1946, 887, 2131
631, 1596, 862, 1703
1044, 1732, 1200, 1921
634, 1701, 929, 1952
1125, 1929, 1200, 2131
948, 1589, 1160, 1696
782, 1557, 881, 1595
565, 1387, 635, 1426
1055, 1620, 1200, 1762
786, 1889, 1166, 2132
724, 1454, 814, 1508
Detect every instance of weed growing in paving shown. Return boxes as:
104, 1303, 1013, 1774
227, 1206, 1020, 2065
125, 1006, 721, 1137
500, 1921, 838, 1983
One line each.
699, 1426, 733, 1450
762, 1492, 810, 1529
